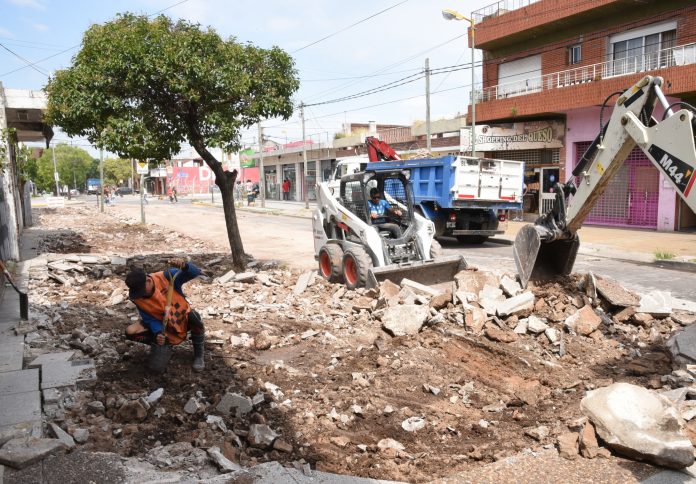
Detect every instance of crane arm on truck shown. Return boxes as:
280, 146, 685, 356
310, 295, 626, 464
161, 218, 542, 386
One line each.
365, 136, 401, 162
514, 75, 696, 288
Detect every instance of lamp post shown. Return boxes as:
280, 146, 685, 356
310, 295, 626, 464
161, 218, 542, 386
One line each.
442, 8, 476, 156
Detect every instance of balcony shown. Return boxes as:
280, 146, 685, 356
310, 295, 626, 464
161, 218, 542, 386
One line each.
472, 0, 541, 23
476, 42, 696, 103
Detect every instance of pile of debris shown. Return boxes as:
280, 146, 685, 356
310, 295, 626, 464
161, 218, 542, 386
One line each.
6, 206, 696, 482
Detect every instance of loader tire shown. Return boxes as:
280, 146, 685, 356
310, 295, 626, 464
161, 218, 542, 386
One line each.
318, 244, 344, 283
429, 239, 442, 259
342, 247, 372, 290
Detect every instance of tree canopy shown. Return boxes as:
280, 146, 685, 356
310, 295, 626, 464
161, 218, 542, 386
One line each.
44, 13, 299, 163
103, 157, 133, 186
33, 144, 93, 192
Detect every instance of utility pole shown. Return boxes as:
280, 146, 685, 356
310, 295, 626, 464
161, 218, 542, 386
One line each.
51, 145, 60, 196
425, 57, 431, 152
140, 172, 146, 224
301, 102, 309, 209
99, 148, 104, 213
257, 122, 266, 208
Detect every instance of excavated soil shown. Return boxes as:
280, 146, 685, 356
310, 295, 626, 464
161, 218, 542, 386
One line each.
23, 206, 686, 483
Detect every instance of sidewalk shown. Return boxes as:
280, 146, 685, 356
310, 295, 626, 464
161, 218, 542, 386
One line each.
192, 197, 696, 271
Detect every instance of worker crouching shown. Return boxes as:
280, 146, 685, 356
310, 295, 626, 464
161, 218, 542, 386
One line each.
124, 258, 205, 373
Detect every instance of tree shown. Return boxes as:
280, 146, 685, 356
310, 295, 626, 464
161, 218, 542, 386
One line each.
103, 157, 132, 186
34, 144, 93, 193
45, 14, 299, 269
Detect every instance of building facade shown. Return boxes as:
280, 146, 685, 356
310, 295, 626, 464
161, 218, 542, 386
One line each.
471, 0, 696, 230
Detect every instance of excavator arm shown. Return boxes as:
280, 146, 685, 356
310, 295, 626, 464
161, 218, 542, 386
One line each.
514, 76, 696, 287
366, 136, 401, 162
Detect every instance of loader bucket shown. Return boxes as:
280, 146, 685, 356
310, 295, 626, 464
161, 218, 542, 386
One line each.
514, 224, 580, 288
366, 255, 467, 289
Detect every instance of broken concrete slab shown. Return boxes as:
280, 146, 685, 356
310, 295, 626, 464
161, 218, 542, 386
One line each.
595, 275, 640, 307
496, 291, 534, 317
526, 315, 548, 334
667, 325, 696, 364
0, 421, 42, 447
0, 437, 67, 469
40, 359, 96, 390
0, 392, 41, 428
456, 270, 499, 295
27, 351, 74, 369
216, 269, 236, 285
381, 305, 429, 337
581, 382, 694, 469
48, 423, 75, 450
564, 305, 602, 336
479, 285, 506, 315
637, 291, 673, 318
400, 278, 443, 298
234, 272, 257, 283
0, 369, 38, 396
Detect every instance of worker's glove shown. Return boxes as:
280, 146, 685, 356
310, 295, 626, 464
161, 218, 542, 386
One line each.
155, 333, 166, 346
169, 257, 187, 269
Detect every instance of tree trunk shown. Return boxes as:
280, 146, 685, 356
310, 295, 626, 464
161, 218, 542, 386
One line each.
188, 136, 246, 270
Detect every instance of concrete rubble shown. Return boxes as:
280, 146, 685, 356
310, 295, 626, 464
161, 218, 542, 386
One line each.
5, 206, 696, 483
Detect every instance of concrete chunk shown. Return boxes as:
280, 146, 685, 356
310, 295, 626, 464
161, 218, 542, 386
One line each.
216, 392, 253, 417
216, 269, 236, 285
400, 278, 443, 298
207, 446, 241, 473
27, 351, 74, 369
292, 271, 313, 295
0, 437, 67, 469
595, 275, 640, 307
637, 291, 673, 317
581, 382, 694, 469
381, 305, 429, 337
565, 305, 602, 336
500, 276, 522, 297
526, 315, 548, 334
496, 291, 534, 317
49, 423, 76, 450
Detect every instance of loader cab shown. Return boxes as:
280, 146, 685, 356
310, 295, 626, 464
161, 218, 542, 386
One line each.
339, 169, 414, 239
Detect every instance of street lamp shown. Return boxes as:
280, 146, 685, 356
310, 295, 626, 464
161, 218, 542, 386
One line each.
442, 8, 476, 156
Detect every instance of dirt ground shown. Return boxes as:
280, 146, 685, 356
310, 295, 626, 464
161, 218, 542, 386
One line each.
23, 206, 693, 483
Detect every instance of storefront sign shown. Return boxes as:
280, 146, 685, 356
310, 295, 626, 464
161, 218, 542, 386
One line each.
461, 121, 564, 152
240, 148, 256, 168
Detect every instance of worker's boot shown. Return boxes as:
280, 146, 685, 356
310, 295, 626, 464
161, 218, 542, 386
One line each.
148, 344, 173, 374
191, 333, 205, 372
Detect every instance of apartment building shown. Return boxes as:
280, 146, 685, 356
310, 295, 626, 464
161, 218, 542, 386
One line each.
470, 0, 696, 231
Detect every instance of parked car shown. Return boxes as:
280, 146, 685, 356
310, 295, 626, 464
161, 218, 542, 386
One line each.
115, 187, 133, 196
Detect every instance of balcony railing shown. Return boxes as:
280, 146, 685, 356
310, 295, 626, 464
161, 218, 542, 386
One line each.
476, 42, 696, 103
471, 0, 541, 23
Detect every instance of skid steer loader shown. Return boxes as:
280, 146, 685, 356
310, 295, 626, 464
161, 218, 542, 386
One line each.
313, 166, 466, 289
514, 75, 696, 288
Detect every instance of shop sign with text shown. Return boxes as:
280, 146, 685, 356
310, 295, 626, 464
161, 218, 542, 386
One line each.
461, 121, 564, 152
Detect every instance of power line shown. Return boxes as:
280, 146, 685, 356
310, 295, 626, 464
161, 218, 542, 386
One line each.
292, 0, 410, 54
0, 42, 49, 76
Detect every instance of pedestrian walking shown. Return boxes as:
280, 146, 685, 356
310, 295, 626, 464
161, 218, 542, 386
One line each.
172, 186, 178, 203
167, 186, 174, 203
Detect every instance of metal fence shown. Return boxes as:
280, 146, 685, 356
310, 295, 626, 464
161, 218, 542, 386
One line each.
472, 0, 541, 23
477, 42, 696, 102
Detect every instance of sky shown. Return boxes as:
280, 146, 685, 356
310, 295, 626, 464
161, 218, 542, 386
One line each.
0, 0, 486, 154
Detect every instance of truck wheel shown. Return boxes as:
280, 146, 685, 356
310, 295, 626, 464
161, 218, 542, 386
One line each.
457, 235, 489, 244
342, 247, 372, 290
318, 244, 344, 283
430, 239, 442, 259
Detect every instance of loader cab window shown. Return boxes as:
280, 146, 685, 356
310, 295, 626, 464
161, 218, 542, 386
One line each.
341, 180, 368, 221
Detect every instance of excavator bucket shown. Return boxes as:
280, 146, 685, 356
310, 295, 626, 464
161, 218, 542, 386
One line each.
366, 255, 467, 289
513, 224, 580, 288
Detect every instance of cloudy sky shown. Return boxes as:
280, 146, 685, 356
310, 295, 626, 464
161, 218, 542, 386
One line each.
1, 0, 486, 151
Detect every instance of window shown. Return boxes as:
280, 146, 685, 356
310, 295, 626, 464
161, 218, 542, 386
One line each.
609, 22, 678, 76
568, 45, 582, 65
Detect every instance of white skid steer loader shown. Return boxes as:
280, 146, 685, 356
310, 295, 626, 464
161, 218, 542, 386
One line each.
313, 166, 466, 289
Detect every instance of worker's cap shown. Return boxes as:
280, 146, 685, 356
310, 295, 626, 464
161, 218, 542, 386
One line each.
370, 188, 380, 197
125, 267, 147, 299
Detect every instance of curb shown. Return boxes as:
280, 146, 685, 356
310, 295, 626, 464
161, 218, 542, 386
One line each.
191, 200, 313, 221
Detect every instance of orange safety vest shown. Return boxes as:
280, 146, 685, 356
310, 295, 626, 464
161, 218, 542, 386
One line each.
132, 271, 190, 345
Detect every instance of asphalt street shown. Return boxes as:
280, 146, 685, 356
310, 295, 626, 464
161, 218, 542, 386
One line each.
103, 195, 696, 301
